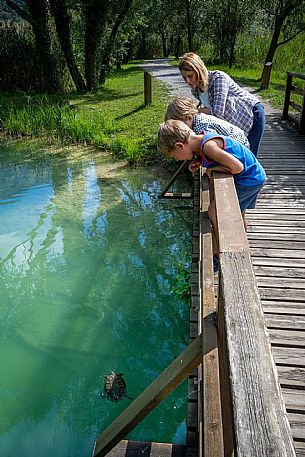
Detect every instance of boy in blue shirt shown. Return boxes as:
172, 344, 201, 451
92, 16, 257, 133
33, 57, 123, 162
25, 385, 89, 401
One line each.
158, 119, 266, 267
165, 97, 250, 149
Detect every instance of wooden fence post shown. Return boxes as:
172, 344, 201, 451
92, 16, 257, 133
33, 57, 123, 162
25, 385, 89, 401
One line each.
283, 72, 293, 120
299, 84, 305, 134
144, 71, 152, 106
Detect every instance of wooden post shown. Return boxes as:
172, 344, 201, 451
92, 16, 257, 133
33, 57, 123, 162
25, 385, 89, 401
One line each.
260, 62, 272, 90
299, 84, 305, 135
283, 72, 293, 120
144, 71, 152, 106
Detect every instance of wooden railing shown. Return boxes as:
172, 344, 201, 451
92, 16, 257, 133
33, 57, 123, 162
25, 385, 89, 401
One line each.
91, 168, 296, 457
283, 72, 305, 134
210, 171, 295, 456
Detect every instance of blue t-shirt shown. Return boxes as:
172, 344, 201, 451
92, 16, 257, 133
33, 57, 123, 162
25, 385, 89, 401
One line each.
200, 132, 266, 187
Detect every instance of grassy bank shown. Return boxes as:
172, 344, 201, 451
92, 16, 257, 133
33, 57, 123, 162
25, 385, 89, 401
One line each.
1, 60, 302, 164
0, 64, 169, 164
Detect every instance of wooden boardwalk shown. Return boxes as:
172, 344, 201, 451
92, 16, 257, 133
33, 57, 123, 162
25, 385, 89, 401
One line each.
247, 115, 305, 456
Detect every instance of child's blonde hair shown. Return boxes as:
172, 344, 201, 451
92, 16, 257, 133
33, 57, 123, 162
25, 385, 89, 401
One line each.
158, 119, 192, 155
165, 98, 197, 121
179, 52, 209, 91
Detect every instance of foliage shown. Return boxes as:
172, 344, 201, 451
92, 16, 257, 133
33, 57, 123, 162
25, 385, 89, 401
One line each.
0, 64, 169, 163
171, 263, 191, 302
0, 21, 44, 91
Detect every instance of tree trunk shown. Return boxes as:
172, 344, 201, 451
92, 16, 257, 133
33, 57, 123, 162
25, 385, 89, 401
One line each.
84, 0, 108, 90
260, 15, 285, 89
99, 0, 133, 84
160, 30, 168, 57
139, 30, 146, 60
50, 0, 87, 92
185, 0, 193, 51
228, 31, 237, 68
175, 35, 181, 59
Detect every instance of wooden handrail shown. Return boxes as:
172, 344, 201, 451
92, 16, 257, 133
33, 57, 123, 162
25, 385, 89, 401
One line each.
211, 172, 296, 456
283, 71, 305, 134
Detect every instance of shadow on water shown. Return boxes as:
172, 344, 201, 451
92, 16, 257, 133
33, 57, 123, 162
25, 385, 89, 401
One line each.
0, 139, 192, 456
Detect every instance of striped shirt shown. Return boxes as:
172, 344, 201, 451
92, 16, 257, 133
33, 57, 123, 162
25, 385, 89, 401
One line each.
192, 113, 250, 148
192, 70, 260, 135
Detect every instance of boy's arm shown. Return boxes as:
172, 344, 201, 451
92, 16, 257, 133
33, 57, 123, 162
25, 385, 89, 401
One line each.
204, 140, 243, 175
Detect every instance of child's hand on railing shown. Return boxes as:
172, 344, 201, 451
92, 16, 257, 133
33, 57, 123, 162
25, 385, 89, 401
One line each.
188, 160, 201, 175
205, 168, 214, 178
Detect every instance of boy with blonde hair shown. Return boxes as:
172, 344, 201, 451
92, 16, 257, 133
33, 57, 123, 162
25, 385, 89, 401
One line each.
165, 97, 250, 149
158, 119, 266, 269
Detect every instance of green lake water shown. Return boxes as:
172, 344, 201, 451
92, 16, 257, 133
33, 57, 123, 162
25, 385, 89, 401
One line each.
0, 142, 193, 457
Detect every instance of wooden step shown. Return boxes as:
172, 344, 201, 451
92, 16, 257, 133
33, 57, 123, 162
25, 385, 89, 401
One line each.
105, 440, 186, 457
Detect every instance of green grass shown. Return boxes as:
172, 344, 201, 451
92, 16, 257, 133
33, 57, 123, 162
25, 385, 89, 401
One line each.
1, 60, 303, 164
0, 64, 170, 164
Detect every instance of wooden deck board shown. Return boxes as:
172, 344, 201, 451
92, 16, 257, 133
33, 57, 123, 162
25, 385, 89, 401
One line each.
249, 115, 305, 453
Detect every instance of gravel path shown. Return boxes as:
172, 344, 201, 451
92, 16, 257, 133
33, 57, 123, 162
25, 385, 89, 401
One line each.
138, 58, 280, 116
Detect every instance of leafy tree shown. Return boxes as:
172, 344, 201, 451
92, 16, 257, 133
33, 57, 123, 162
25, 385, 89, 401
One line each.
99, 0, 133, 83
5, 0, 60, 91
204, 0, 255, 66
260, 0, 305, 88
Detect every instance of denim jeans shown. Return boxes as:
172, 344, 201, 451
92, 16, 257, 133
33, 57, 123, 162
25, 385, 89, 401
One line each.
247, 102, 266, 157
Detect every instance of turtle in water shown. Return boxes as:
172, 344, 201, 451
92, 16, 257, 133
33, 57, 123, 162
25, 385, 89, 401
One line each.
100, 371, 133, 403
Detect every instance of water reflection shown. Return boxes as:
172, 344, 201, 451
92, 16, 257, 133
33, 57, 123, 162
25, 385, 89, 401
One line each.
0, 142, 193, 456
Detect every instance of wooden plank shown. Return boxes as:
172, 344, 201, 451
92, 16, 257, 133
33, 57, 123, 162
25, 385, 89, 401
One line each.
248, 233, 305, 241
93, 336, 204, 457
254, 266, 305, 278
250, 248, 305, 259
257, 277, 305, 289
294, 441, 305, 457
249, 226, 305, 233
163, 192, 192, 199
265, 314, 305, 330
198, 173, 223, 457
287, 413, 305, 441
105, 441, 186, 457
268, 328, 305, 347
272, 346, 305, 367
277, 366, 305, 388
219, 251, 295, 456
252, 257, 305, 268
282, 388, 305, 413
263, 301, 305, 315
258, 288, 305, 301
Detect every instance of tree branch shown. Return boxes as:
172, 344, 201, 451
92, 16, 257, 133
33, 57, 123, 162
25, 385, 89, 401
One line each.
5, 0, 33, 24
277, 27, 305, 46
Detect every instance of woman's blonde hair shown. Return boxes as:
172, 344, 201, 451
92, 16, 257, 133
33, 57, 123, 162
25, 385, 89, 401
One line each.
158, 119, 191, 155
179, 52, 209, 91
165, 98, 197, 121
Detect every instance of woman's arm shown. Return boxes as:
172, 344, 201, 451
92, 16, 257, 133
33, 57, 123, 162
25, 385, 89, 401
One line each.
210, 74, 230, 119
204, 140, 243, 175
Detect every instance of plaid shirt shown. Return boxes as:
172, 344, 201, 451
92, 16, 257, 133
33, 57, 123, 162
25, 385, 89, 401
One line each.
192, 70, 260, 135
192, 113, 250, 148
